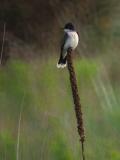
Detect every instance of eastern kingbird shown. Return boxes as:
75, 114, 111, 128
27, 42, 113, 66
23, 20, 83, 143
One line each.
57, 22, 79, 68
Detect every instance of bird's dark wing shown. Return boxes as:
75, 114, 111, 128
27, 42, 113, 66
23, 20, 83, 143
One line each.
57, 33, 69, 65
60, 32, 69, 51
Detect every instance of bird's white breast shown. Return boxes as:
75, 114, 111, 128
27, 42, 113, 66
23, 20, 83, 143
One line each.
64, 31, 79, 50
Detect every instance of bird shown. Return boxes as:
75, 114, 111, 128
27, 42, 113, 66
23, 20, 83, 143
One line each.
57, 22, 79, 68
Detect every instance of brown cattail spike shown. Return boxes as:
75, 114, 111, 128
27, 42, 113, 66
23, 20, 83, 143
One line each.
67, 48, 85, 160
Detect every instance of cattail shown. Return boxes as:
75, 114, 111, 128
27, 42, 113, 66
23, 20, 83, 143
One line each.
67, 48, 85, 160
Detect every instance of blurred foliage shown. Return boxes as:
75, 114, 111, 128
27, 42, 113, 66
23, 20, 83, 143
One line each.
0, 0, 120, 159
0, 0, 119, 54
0, 131, 16, 160
0, 57, 120, 159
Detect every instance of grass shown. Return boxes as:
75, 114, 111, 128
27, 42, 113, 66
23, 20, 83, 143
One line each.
0, 56, 120, 160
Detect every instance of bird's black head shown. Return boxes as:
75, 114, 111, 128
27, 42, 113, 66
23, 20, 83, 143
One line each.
64, 22, 75, 31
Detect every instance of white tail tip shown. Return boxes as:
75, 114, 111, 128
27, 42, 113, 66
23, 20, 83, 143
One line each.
57, 63, 61, 68
57, 63, 67, 69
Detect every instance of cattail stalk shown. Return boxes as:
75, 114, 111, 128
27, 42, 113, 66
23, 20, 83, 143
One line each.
67, 48, 85, 160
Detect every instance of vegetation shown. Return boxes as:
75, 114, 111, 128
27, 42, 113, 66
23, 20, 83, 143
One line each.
0, 55, 120, 159
0, 0, 120, 159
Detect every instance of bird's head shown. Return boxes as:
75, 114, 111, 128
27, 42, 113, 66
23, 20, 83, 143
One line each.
64, 22, 75, 32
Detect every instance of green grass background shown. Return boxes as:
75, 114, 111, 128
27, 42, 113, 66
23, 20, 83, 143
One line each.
0, 54, 120, 160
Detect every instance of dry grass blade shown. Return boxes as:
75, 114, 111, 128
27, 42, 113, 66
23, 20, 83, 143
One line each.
16, 93, 25, 160
0, 23, 6, 65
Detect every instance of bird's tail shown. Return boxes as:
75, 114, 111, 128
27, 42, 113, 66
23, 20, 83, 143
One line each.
57, 56, 67, 68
